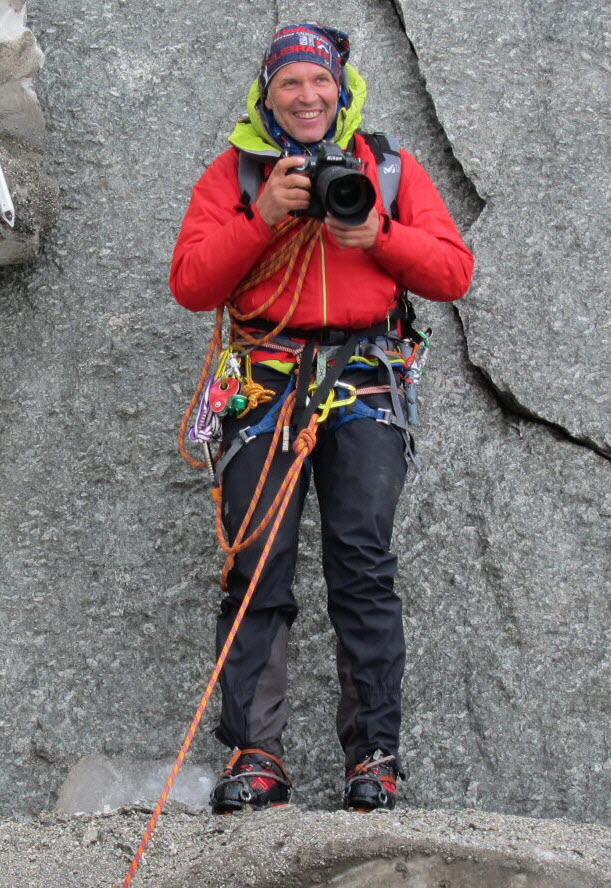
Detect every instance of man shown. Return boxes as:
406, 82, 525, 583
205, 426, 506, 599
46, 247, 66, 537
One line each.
170, 23, 473, 814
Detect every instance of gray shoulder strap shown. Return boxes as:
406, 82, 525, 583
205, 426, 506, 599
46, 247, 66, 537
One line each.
371, 132, 402, 220
238, 152, 264, 205
359, 131, 402, 219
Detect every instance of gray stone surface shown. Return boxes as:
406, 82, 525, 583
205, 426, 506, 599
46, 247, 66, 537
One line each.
397, 0, 611, 453
0, 0, 609, 839
0, 137, 59, 263
0, 1, 59, 263
0, 807, 609, 888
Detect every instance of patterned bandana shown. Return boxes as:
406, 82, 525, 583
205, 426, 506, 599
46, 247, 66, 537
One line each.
261, 23, 350, 90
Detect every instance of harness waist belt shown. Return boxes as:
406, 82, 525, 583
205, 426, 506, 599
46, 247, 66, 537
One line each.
245, 312, 404, 347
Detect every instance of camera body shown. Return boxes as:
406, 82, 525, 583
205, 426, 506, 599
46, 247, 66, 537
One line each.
291, 141, 376, 226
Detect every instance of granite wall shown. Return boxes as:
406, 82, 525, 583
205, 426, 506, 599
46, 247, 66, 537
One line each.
0, 0, 608, 824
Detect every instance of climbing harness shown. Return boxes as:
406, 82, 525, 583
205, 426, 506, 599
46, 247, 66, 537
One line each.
117, 137, 431, 886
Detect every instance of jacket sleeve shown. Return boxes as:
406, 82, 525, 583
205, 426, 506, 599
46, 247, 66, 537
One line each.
368, 150, 475, 302
169, 148, 276, 312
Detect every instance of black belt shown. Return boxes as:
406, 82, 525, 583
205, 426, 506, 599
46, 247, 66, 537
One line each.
245, 315, 401, 347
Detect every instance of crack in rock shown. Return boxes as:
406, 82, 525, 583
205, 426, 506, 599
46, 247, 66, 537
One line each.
395, 0, 610, 453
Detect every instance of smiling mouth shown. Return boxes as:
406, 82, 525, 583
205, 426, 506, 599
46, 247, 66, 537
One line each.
294, 110, 322, 119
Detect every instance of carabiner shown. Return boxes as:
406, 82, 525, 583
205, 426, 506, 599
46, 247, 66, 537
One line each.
215, 346, 250, 381
0, 162, 15, 228
312, 382, 357, 423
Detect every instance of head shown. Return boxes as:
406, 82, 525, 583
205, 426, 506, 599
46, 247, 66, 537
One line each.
260, 24, 350, 144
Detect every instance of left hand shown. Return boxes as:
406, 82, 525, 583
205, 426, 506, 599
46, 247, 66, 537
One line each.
324, 207, 380, 250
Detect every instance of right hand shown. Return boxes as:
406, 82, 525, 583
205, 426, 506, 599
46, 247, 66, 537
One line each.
255, 156, 311, 227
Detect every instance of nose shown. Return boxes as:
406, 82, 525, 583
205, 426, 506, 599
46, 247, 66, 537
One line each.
298, 82, 318, 104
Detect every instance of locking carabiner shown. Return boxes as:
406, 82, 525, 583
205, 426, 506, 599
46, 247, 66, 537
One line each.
311, 382, 357, 423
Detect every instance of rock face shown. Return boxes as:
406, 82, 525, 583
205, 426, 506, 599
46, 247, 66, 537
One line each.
0, 0, 59, 263
396, 0, 610, 455
0, 0, 608, 831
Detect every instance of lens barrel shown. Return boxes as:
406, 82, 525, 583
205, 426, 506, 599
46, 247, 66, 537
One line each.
317, 166, 376, 226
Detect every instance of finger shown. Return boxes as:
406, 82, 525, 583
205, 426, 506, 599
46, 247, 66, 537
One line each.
284, 173, 311, 190
327, 227, 365, 247
285, 193, 310, 208
275, 155, 307, 174
325, 214, 353, 231
282, 184, 311, 202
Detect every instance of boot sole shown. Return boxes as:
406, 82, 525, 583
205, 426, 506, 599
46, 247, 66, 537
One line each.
211, 800, 290, 815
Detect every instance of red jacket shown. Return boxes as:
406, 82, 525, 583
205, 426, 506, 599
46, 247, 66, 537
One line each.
170, 134, 474, 330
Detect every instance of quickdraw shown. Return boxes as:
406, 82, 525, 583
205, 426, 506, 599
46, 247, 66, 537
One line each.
401, 328, 432, 426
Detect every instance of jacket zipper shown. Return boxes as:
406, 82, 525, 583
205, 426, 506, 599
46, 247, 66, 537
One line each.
319, 230, 327, 326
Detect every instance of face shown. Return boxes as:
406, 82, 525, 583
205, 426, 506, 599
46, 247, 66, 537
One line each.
264, 61, 340, 144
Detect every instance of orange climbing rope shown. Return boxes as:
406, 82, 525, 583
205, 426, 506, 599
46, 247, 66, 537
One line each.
177, 217, 321, 470
215, 388, 298, 588
117, 419, 319, 888
117, 218, 323, 887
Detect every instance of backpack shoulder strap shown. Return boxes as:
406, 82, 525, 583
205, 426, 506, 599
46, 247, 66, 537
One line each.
359, 131, 402, 220
237, 152, 265, 206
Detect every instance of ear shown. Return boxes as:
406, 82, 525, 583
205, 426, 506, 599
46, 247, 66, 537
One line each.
264, 92, 273, 111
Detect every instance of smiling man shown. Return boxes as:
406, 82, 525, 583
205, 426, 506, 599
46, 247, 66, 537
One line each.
170, 23, 474, 815
264, 62, 338, 143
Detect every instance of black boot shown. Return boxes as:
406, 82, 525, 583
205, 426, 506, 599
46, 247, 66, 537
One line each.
210, 748, 292, 814
344, 749, 400, 811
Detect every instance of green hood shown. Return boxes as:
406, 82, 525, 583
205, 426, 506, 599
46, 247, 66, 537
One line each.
228, 64, 367, 157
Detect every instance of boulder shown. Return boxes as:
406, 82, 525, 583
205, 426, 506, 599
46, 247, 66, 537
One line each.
0, 0, 58, 264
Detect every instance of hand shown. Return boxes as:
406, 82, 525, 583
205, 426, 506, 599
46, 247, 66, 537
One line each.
255, 156, 312, 227
324, 207, 380, 250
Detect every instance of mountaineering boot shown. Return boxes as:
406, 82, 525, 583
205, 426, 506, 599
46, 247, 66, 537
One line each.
344, 749, 400, 811
210, 748, 292, 814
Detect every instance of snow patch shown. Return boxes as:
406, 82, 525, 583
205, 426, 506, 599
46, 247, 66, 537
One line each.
55, 753, 214, 816
0, 1, 26, 43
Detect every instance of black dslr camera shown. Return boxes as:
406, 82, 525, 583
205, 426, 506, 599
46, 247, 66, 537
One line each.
291, 141, 376, 226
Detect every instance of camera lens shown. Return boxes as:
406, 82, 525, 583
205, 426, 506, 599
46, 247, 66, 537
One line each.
328, 176, 368, 213
318, 168, 376, 226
